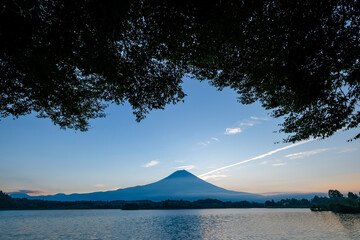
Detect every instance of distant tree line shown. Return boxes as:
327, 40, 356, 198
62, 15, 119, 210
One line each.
310, 189, 360, 214
0, 191, 127, 210
1, 190, 359, 213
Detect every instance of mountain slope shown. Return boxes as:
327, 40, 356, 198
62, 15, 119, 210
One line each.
11, 170, 264, 201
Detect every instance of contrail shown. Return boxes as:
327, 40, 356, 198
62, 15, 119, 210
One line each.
198, 138, 315, 177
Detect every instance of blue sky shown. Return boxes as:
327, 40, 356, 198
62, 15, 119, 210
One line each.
1, 78, 359, 195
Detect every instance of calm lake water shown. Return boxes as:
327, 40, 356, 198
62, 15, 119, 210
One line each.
0, 209, 359, 240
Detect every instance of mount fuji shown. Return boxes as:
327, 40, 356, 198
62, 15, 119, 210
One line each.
11, 170, 265, 202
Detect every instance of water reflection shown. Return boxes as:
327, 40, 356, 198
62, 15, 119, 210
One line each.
0, 209, 359, 240
335, 213, 360, 239
155, 211, 203, 239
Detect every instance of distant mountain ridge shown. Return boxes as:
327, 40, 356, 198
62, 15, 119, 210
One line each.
10, 170, 326, 202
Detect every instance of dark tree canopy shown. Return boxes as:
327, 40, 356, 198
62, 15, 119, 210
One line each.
1, 0, 359, 141
328, 189, 344, 198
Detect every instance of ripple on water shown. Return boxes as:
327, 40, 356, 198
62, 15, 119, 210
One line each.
0, 209, 359, 240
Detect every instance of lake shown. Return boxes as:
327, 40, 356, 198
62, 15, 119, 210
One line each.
0, 209, 359, 239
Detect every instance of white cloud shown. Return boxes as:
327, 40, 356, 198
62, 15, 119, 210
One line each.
94, 184, 105, 187
337, 147, 358, 153
225, 127, 242, 135
200, 174, 228, 181
225, 117, 268, 135
250, 116, 269, 121
239, 121, 256, 127
272, 162, 286, 167
198, 138, 315, 177
199, 137, 220, 147
238, 116, 269, 127
143, 160, 160, 168
285, 148, 329, 159
198, 141, 211, 147
260, 161, 268, 165
174, 165, 196, 170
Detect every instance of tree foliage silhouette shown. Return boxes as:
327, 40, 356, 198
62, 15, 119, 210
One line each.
328, 189, 343, 199
1, 0, 359, 141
